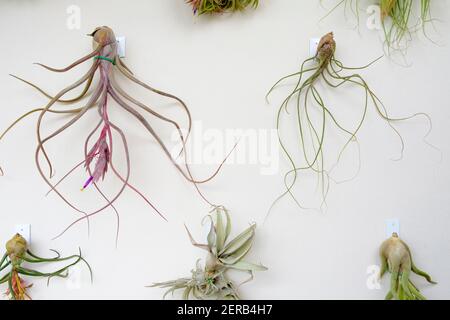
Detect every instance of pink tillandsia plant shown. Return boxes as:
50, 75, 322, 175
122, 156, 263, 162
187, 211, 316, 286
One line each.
1, 26, 231, 242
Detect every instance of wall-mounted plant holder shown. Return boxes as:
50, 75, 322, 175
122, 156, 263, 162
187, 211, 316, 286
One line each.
14, 224, 31, 244
116, 36, 126, 58
385, 219, 400, 238
309, 38, 320, 57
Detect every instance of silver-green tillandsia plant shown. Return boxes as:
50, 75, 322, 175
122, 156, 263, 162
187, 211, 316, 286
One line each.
150, 206, 267, 300
379, 233, 436, 300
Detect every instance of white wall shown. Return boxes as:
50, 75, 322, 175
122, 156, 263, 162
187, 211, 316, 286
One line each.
0, 0, 449, 300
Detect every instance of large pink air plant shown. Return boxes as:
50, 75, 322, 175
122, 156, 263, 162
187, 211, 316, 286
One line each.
1, 26, 230, 242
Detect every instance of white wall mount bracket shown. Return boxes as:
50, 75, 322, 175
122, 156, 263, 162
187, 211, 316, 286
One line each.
309, 38, 320, 57
116, 36, 126, 58
14, 224, 31, 244
385, 219, 400, 238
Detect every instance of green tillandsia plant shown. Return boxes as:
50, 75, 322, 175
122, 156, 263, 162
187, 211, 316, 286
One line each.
150, 206, 267, 300
0, 234, 92, 300
266, 32, 432, 211
381, 0, 415, 54
379, 233, 436, 300
322, 1, 434, 54
187, 0, 259, 15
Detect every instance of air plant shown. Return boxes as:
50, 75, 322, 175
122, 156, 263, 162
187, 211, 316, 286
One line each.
322, 1, 434, 53
379, 233, 436, 300
187, 0, 259, 15
0, 26, 228, 241
150, 206, 267, 300
381, 0, 413, 52
266, 32, 431, 210
0, 234, 92, 300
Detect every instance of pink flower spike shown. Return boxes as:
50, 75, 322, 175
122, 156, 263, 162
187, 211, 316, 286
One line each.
81, 176, 94, 191
83, 125, 110, 190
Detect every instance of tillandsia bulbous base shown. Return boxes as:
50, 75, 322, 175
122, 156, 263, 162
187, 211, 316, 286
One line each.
322, 1, 434, 54
379, 233, 436, 300
266, 32, 431, 210
1, 26, 227, 241
0, 234, 92, 300
150, 206, 267, 300
187, 0, 259, 15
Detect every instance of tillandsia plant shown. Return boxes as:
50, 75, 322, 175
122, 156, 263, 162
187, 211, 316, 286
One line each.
150, 206, 267, 300
187, 0, 259, 15
379, 233, 436, 300
0, 26, 229, 241
380, 0, 434, 53
322, 1, 434, 54
0, 234, 92, 300
266, 32, 432, 211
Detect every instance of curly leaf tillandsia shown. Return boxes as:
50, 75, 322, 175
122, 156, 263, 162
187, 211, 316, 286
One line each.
0, 26, 231, 242
187, 0, 259, 15
379, 233, 436, 300
0, 234, 92, 300
266, 32, 433, 211
150, 206, 267, 300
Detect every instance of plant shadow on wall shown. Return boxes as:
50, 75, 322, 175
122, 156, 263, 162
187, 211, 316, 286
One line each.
150, 206, 267, 300
0, 26, 233, 244
0, 234, 92, 300
320, 0, 440, 62
266, 32, 436, 213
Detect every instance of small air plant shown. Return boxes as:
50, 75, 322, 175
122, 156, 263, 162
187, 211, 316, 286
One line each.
379, 233, 436, 300
322, 1, 434, 54
0, 26, 228, 241
0, 234, 92, 300
187, 0, 259, 15
266, 32, 431, 210
380, 0, 430, 53
150, 206, 267, 300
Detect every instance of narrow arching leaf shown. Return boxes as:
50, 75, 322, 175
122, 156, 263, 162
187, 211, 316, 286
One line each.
215, 208, 227, 252
220, 224, 256, 257
206, 216, 216, 252
228, 261, 268, 272
219, 237, 254, 265
185, 224, 209, 252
